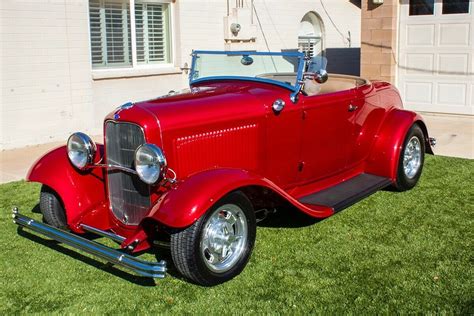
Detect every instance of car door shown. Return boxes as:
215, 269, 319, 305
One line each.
264, 93, 303, 189
297, 89, 356, 183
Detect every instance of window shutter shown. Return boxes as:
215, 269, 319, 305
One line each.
135, 2, 171, 64
89, 0, 132, 68
104, 1, 131, 65
89, 0, 103, 66
146, 4, 168, 62
89, 0, 172, 68
298, 36, 322, 58
134, 3, 146, 63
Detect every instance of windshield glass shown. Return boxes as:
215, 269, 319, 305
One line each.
190, 51, 305, 91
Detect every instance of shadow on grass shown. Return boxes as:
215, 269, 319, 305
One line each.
31, 203, 41, 214
21, 203, 325, 286
17, 227, 158, 287
461, 300, 474, 314
151, 249, 192, 283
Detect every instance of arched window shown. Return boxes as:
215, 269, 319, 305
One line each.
298, 12, 325, 58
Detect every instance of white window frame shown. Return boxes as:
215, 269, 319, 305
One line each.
89, 0, 181, 80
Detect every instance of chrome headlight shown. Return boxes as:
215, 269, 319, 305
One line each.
67, 132, 96, 170
134, 144, 167, 184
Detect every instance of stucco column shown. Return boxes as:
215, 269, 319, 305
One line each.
360, 0, 399, 83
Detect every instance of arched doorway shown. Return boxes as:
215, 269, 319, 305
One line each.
298, 12, 325, 58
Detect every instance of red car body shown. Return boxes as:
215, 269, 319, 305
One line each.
27, 78, 431, 253
14, 50, 434, 284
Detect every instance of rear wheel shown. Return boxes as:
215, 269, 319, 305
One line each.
170, 191, 256, 286
394, 124, 425, 191
40, 185, 67, 229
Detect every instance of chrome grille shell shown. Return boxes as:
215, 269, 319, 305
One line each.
105, 121, 151, 225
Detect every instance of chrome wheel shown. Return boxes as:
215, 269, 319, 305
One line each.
403, 136, 422, 179
200, 204, 248, 273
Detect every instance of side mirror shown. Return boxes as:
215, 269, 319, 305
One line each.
303, 69, 329, 84
294, 70, 328, 103
314, 69, 328, 84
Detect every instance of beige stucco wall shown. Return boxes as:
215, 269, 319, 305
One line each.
1, 0, 95, 149
1, 0, 361, 150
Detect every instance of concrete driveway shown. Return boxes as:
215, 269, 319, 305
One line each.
0, 113, 472, 185
422, 113, 473, 159
0, 135, 102, 184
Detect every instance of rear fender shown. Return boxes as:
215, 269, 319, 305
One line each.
27, 145, 107, 228
366, 109, 430, 180
146, 168, 333, 228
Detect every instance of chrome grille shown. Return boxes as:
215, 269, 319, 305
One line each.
105, 121, 150, 225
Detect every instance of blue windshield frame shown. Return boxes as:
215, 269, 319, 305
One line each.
189, 50, 306, 93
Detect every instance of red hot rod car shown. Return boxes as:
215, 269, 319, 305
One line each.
13, 51, 435, 285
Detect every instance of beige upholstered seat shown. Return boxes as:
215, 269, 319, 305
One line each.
303, 75, 368, 96
257, 72, 369, 96
302, 79, 321, 96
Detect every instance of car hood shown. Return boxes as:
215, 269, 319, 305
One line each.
133, 81, 283, 131
106, 81, 291, 133
104, 80, 292, 172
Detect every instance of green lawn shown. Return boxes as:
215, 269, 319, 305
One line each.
0, 155, 473, 314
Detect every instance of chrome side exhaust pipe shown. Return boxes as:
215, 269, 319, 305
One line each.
12, 208, 166, 278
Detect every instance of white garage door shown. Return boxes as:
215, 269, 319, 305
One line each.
398, 0, 474, 115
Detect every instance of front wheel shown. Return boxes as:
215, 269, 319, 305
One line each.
40, 185, 67, 229
170, 191, 256, 286
394, 124, 425, 191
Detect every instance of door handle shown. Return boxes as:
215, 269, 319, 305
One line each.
348, 104, 358, 112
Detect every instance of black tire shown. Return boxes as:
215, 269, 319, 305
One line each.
170, 191, 256, 286
40, 185, 68, 229
394, 124, 425, 191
